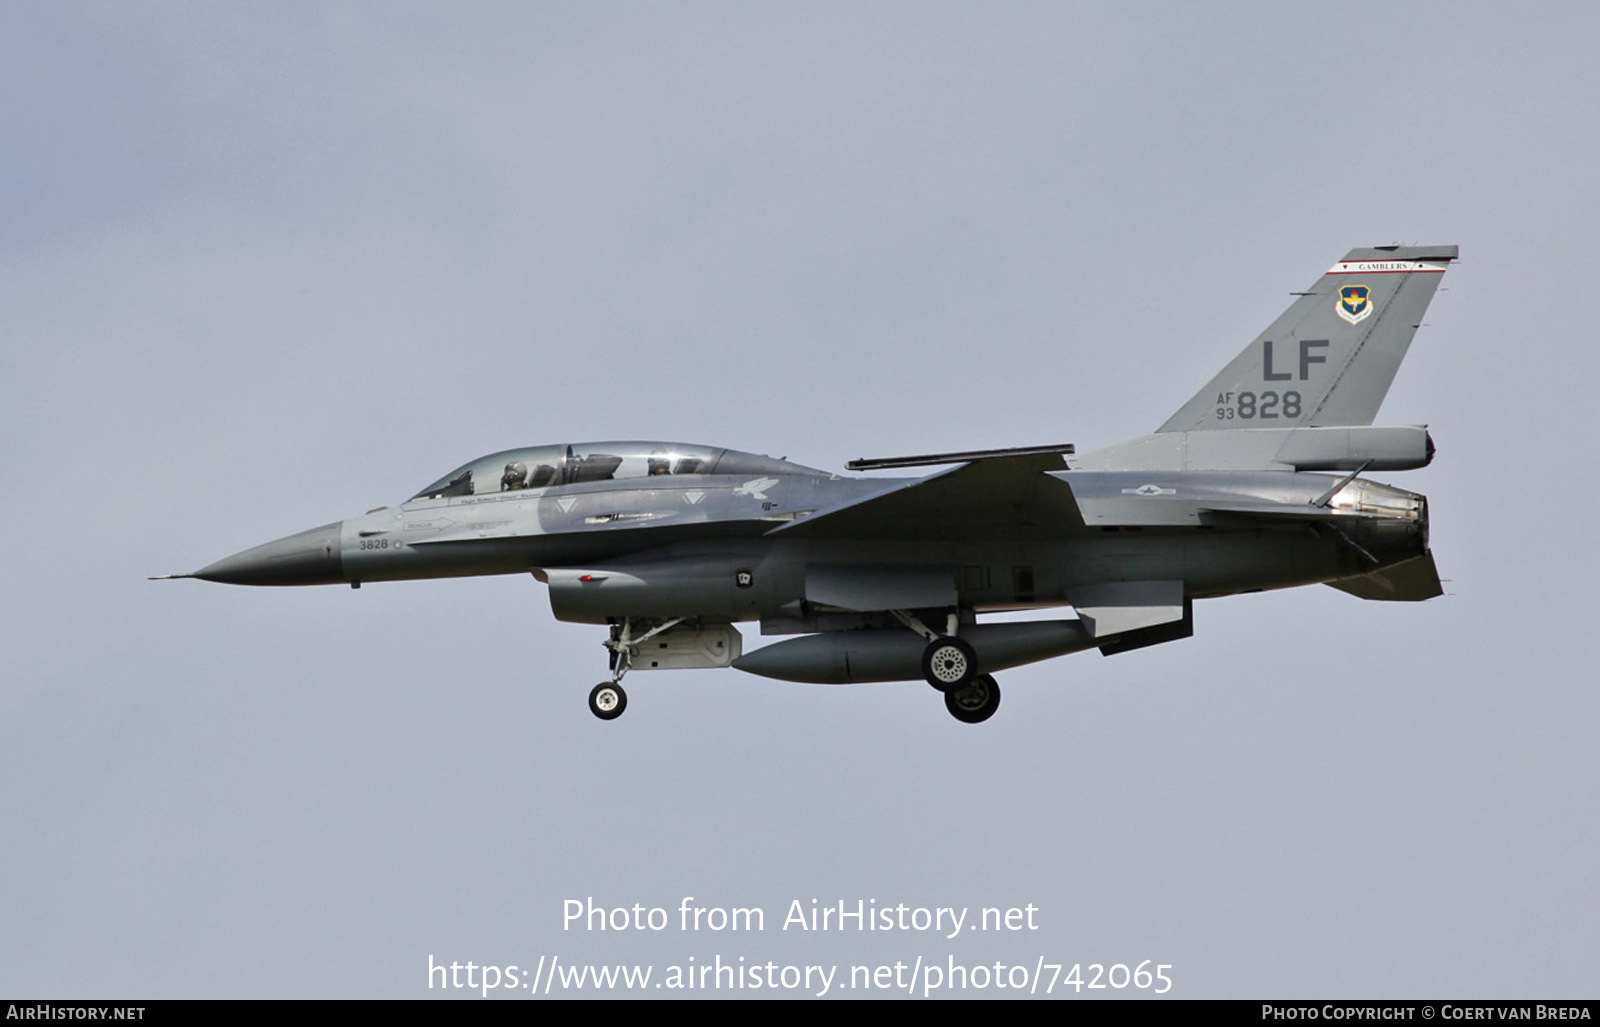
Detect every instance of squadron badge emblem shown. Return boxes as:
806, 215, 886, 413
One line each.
1337, 284, 1372, 325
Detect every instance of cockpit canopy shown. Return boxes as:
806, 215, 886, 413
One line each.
409, 441, 827, 501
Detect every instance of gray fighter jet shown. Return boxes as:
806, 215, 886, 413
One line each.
160, 244, 1456, 723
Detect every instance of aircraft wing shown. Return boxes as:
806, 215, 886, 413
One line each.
770, 452, 1085, 540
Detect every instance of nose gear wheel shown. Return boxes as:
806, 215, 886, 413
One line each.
589, 682, 627, 720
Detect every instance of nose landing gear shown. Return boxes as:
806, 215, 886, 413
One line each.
588, 617, 685, 720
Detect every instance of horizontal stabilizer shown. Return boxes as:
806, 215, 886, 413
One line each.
1326, 552, 1443, 601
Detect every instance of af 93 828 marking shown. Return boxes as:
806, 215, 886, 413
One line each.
1216, 390, 1303, 420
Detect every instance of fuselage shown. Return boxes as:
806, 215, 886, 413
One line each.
193, 440, 1429, 632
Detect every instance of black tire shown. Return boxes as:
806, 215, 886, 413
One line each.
921, 636, 977, 692
588, 682, 627, 720
945, 674, 1000, 724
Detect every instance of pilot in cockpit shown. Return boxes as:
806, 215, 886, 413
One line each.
501, 461, 529, 491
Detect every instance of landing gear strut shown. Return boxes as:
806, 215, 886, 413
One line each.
891, 609, 979, 692
588, 617, 684, 720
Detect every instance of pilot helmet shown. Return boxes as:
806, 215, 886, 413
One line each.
501, 461, 529, 489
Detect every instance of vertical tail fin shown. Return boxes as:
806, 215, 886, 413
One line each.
1158, 245, 1457, 432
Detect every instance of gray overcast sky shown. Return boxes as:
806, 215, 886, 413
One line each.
4, 2, 1597, 999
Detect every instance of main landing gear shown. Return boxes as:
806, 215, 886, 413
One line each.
892, 609, 1000, 723
588, 617, 684, 721
921, 635, 977, 692
944, 673, 1001, 724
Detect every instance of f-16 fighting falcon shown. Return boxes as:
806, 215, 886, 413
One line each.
158, 245, 1456, 723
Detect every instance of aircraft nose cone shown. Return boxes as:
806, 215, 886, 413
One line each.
195, 521, 345, 586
